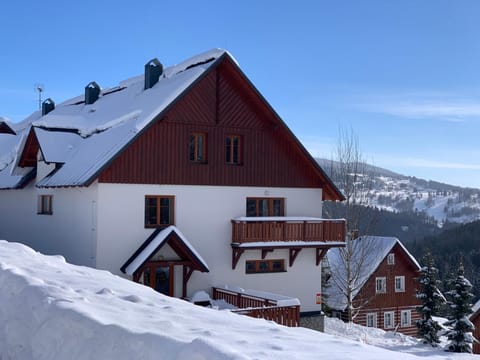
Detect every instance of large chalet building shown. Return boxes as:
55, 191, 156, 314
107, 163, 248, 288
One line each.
0, 49, 346, 312
325, 236, 422, 336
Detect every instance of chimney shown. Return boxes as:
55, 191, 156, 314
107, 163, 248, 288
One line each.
41, 98, 55, 116
144, 58, 163, 90
85, 81, 101, 104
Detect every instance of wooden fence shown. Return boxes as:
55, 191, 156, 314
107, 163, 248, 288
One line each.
212, 287, 300, 327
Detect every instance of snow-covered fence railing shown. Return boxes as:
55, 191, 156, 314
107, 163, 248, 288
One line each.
232, 305, 300, 327
212, 287, 300, 327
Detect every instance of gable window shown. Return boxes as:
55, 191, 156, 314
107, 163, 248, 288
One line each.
395, 276, 405, 292
366, 313, 377, 328
38, 195, 53, 215
225, 135, 242, 165
384, 311, 395, 329
387, 253, 395, 265
145, 196, 174, 228
246, 259, 285, 274
375, 277, 386, 293
400, 310, 411, 327
189, 132, 207, 162
246, 198, 284, 217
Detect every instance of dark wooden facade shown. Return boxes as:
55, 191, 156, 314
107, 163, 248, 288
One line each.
351, 243, 421, 336
471, 307, 480, 354
98, 58, 341, 200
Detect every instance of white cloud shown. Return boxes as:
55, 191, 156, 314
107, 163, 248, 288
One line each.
354, 89, 480, 121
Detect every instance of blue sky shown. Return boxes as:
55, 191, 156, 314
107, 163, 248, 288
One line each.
1, 1, 480, 187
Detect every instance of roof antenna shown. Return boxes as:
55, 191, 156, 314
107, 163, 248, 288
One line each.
34, 83, 44, 110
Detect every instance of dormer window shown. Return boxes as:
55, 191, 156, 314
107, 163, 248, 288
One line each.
189, 132, 207, 163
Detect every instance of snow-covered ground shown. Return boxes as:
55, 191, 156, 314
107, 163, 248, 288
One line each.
0, 240, 476, 359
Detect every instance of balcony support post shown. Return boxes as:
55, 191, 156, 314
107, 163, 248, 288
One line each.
289, 248, 302, 267
232, 248, 245, 270
316, 248, 328, 266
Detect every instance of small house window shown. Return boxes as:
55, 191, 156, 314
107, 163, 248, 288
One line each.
366, 313, 377, 328
245, 259, 285, 274
395, 276, 405, 292
400, 310, 411, 327
246, 198, 284, 217
225, 135, 242, 165
145, 195, 175, 227
38, 195, 53, 215
189, 132, 207, 162
387, 253, 395, 265
375, 277, 386, 293
384, 311, 395, 329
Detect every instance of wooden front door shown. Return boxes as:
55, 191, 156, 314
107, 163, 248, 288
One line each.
136, 262, 174, 296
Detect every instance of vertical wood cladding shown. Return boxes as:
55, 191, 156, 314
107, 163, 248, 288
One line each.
472, 311, 480, 354
99, 59, 324, 188
351, 243, 421, 336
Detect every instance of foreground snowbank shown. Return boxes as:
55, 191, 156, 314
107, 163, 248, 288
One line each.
0, 240, 475, 359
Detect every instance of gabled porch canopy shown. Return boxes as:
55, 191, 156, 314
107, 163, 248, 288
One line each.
121, 226, 209, 297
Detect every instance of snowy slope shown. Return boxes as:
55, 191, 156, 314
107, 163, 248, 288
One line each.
0, 240, 475, 359
317, 158, 480, 227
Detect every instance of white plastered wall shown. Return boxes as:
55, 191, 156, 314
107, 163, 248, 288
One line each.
96, 183, 327, 311
0, 181, 98, 268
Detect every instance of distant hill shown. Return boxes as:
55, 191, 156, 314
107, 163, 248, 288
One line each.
317, 158, 480, 227
318, 157, 480, 300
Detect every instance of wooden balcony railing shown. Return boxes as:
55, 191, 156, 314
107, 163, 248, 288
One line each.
212, 287, 300, 327
231, 217, 346, 244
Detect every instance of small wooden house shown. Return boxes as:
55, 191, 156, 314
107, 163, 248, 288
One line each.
325, 236, 421, 336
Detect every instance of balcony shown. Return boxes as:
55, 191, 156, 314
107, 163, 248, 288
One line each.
231, 217, 346, 244
230, 217, 346, 269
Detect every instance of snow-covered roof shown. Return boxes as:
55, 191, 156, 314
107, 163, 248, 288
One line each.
325, 236, 421, 311
121, 225, 209, 276
470, 299, 480, 320
0, 49, 230, 188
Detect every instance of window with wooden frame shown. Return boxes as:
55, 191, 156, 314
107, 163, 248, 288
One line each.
395, 276, 405, 292
225, 134, 242, 165
189, 132, 207, 163
245, 259, 285, 274
400, 310, 411, 327
144, 196, 175, 228
246, 197, 284, 217
384, 311, 395, 329
375, 277, 386, 293
37, 195, 53, 215
366, 313, 377, 328
387, 253, 395, 265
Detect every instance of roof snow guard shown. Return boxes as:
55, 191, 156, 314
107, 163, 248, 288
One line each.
120, 225, 209, 276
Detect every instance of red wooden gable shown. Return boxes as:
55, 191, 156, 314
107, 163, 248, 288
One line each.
18, 128, 39, 168
99, 56, 343, 201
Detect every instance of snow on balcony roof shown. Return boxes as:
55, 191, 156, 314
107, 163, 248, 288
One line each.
236, 241, 346, 248
0, 49, 230, 188
324, 236, 421, 311
215, 285, 300, 307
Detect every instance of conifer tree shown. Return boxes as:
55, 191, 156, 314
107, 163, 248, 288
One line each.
416, 253, 443, 346
445, 265, 475, 353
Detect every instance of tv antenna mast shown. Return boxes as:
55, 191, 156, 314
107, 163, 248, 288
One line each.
34, 83, 44, 110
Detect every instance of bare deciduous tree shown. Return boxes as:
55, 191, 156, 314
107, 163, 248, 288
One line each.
323, 127, 379, 321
